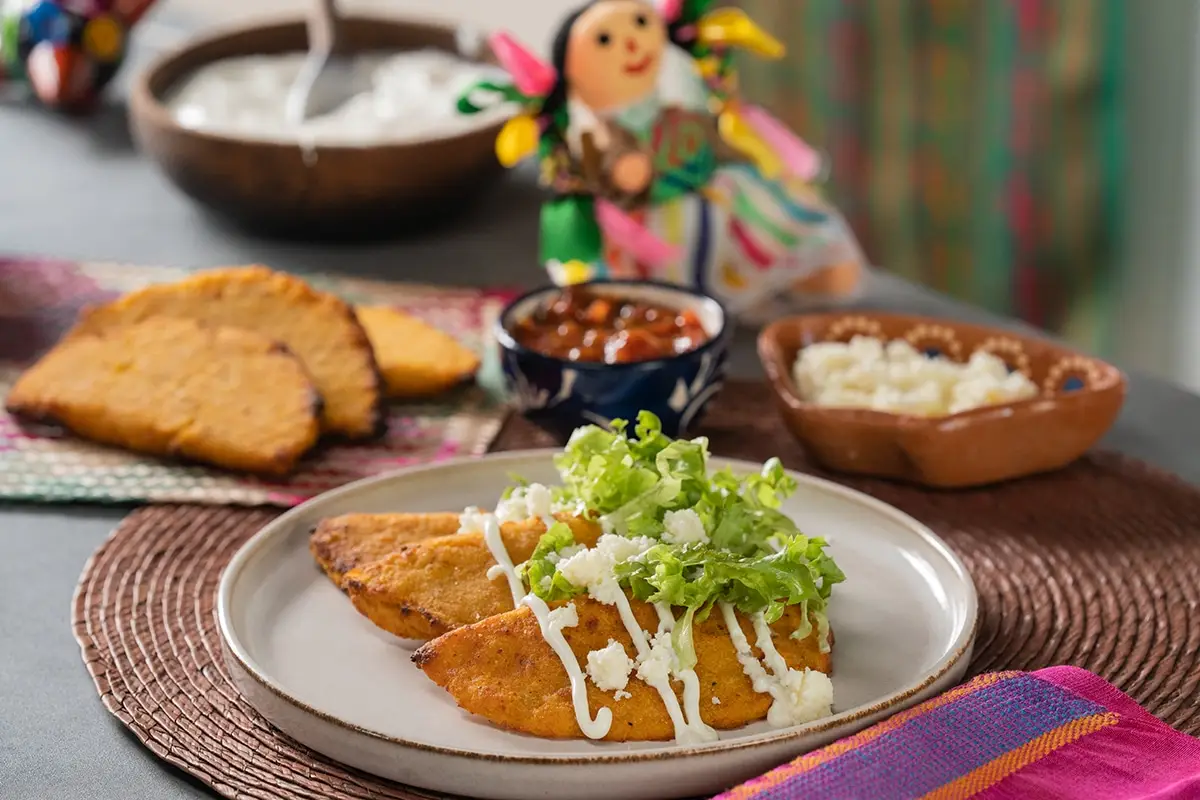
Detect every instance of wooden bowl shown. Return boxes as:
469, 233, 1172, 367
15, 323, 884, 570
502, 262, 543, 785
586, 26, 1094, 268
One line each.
129, 17, 509, 239
758, 313, 1127, 488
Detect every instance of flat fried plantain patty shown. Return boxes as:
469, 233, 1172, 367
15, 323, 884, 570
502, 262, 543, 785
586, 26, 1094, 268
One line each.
340, 515, 602, 640
310, 512, 463, 587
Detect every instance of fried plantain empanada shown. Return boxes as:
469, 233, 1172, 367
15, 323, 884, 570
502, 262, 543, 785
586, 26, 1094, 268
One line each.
340, 515, 602, 640
310, 512, 464, 587
412, 596, 831, 741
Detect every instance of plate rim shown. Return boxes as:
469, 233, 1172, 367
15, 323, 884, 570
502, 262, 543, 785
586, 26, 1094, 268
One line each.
217, 449, 979, 765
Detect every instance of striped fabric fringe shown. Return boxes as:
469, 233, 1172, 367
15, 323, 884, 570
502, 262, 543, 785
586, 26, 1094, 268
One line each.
735, 0, 1124, 355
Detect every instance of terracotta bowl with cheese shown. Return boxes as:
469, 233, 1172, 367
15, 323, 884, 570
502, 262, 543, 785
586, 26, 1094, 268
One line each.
758, 312, 1127, 488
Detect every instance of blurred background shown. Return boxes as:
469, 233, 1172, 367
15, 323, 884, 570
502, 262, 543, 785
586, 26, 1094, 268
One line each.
25, 0, 1200, 392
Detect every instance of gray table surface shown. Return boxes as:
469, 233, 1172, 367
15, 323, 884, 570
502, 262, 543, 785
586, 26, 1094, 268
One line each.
4, 55, 1200, 800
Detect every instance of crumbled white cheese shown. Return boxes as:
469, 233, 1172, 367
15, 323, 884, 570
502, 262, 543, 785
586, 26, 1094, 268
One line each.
635, 631, 678, 685
711, 696, 721, 705
662, 508, 709, 545
557, 534, 657, 599
546, 603, 579, 630
586, 639, 636, 692
458, 506, 487, 533
494, 490, 531, 524
769, 668, 834, 727
524, 483, 554, 519
547, 544, 585, 565
793, 335, 1037, 417
588, 575, 626, 605
465, 483, 567, 534
492, 482, 558, 524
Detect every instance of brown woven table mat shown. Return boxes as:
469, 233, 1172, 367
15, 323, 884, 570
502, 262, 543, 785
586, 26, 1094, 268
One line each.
72, 381, 1200, 800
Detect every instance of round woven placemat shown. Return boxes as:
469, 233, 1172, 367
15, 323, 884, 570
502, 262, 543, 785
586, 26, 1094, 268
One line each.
73, 381, 1200, 800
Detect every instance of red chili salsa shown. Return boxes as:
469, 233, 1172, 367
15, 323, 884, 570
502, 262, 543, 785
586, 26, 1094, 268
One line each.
512, 288, 711, 364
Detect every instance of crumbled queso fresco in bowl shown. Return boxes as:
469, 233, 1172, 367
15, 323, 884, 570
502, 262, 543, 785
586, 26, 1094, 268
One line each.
793, 335, 1039, 416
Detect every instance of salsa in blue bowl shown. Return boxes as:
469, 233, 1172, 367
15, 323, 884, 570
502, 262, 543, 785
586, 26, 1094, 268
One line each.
496, 281, 731, 439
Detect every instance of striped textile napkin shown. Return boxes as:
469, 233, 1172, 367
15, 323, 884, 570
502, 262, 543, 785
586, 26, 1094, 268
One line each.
715, 667, 1200, 800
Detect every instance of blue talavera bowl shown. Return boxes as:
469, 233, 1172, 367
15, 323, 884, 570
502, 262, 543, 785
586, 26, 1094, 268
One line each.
496, 281, 732, 440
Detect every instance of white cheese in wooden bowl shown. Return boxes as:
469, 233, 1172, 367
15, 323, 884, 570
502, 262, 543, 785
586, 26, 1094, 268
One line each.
793, 335, 1038, 417
166, 49, 509, 146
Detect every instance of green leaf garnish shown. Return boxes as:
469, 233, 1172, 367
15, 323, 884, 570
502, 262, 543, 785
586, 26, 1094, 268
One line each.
516, 522, 583, 602
614, 535, 843, 625
552, 411, 811, 557
514, 411, 845, 653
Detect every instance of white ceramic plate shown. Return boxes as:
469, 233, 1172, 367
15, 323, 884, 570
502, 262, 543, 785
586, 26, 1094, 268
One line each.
218, 451, 977, 800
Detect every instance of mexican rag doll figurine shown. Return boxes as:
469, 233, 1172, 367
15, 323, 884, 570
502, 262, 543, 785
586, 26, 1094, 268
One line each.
459, 0, 865, 322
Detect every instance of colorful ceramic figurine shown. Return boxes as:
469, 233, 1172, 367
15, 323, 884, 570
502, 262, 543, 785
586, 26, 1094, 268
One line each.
0, 0, 154, 112
459, 0, 865, 321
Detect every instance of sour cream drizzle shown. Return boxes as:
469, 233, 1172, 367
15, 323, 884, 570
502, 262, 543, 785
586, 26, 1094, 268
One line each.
678, 671, 708, 736
751, 613, 792, 677
479, 512, 612, 738
751, 612, 805, 728
649, 602, 715, 741
720, 602, 789, 709
614, 594, 715, 743
721, 603, 833, 728
611, 590, 651, 653
520, 595, 613, 739
483, 516, 524, 606
654, 602, 676, 633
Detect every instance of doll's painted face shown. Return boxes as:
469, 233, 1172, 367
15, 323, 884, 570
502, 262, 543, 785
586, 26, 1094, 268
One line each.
565, 0, 666, 112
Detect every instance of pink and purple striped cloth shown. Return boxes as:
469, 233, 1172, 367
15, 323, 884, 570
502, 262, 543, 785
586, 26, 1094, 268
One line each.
715, 667, 1200, 800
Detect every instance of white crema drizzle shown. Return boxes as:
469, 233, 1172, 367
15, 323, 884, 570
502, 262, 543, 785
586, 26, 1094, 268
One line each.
479, 512, 612, 739
751, 612, 809, 728
650, 602, 715, 743
720, 602, 789, 708
721, 603, 834, 728
654, 602, 677, 633
482, 516, 524, 606
520, 596, 613, 739
616, 595, 717, 744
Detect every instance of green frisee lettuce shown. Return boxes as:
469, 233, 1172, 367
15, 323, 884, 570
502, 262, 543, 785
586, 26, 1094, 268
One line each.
515, 411, 845, 654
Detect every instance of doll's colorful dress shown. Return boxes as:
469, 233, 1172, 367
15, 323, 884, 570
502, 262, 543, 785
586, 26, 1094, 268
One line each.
540, 89, 864, 322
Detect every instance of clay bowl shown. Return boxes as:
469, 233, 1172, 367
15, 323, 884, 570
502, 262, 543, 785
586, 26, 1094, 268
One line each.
758, 312, 1127, 489
129, 17, 509, 239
